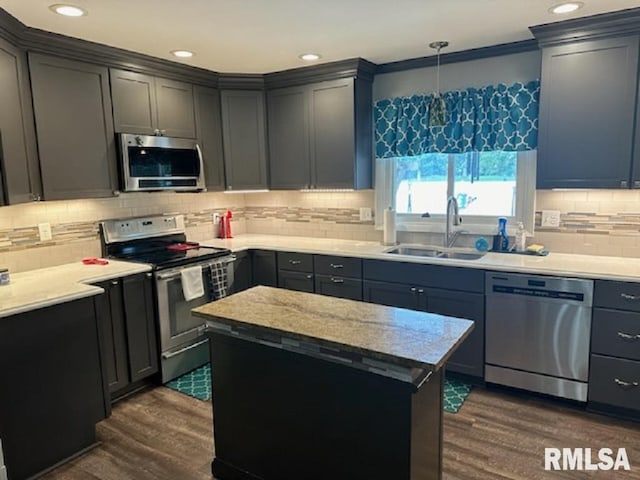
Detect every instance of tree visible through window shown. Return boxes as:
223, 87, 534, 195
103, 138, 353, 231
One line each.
394, 151, 518, 217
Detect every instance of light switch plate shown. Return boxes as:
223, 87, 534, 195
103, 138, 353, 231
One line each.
541, 210, 561, 228
38, 222, 52, 241
359, 207, 372, 221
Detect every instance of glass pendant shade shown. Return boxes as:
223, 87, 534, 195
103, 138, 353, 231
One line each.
428, 40, 449, 127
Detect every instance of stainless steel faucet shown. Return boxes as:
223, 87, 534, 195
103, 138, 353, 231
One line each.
445, 196, 461, 247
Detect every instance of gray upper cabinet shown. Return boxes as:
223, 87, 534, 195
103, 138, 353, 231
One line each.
267, 77, 372, 190
0, 37, 41, 204
110, 69, 196, 138
536, 35, 640, 189
268, 86, 310, 189
194, 86, 225, 191
29, 53, 117, 200
220, 90, 268, 190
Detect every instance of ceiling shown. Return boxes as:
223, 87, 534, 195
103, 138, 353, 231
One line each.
2, 0, 640, 74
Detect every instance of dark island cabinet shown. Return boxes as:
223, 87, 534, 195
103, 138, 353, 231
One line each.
0, 297, 108, 480
537, 35, 640, 189
110, 69, 196, 138
589, 280, 640, 419
29, 53, 117, 200
267, 78, 372, 190
220, 90, 268, 191
95, 272, 158, 399
0, 37, 40, 205
194, 86, 225, 191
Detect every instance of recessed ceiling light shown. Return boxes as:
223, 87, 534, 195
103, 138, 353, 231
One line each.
49, 4, 87, 17
171, 50, 195, 58
549, 2, 584, 14
299, 53, 321, 62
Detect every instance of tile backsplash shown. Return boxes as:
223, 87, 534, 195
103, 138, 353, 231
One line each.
2, 188, 640, 273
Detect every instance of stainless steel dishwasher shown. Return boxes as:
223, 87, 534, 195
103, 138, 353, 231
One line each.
485, 272, 594, 402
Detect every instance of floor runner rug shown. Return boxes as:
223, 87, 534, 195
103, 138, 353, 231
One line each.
166, 363, 473, 413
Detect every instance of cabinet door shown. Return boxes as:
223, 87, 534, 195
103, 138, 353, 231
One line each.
232, 250, 252, 293
425, 288, 485, 378
156, 77, 196, 138
278, 270, 314, 293
195, 86, 225, 191
310, 79, 356, 188
0, 38, 40, 204
110, 69, 157, 135
122, 273, 159, 382
537, 36, 639, 189
221, 90, 268, 190
362, 280, 421, 310
252, 249, 277, 287
95, 279, 130, 394
29, 54, 117, 199
268, 86, 310, 189
315, 274, 362, 301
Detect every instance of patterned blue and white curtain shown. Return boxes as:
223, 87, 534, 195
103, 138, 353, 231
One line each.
374, 80, 540, 158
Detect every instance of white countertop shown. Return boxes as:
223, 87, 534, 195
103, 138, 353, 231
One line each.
0, 260, 151, 318
198, 234, 640, 283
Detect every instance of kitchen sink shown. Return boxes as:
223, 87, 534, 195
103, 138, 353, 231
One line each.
384, 244, 486, 261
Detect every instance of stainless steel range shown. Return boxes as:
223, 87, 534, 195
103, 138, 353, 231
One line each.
101, 214, 234, 383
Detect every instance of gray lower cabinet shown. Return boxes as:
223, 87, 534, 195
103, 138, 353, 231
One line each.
0, 37, 40, 204
277, 251, 314, 293
313, 255, 363, 300
231, 250, 252, 293
267, 77, 372, 190
0, 297, 108, 480
589, 280, 640, 418
251, 250, 278, 287
220, 90, 268, 190
95, 273, 158, 399
314, 275, 362, 301
110, 69, 196, 138
278, 270, 314, 293
537, 35, 640, 189
194, 86, 225, 191
29, 53, 117, 200
363, 260, 485, 378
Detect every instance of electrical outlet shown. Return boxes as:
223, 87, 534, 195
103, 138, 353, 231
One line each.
38, 222, 52, 241
212, 213, 221, 224
359, 207, 372, 221
541, 210, 561, 228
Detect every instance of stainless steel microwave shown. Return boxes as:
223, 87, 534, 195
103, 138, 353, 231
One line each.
118, 133, 205, 192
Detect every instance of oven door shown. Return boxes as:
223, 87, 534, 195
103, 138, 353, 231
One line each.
155, 256, 235, 353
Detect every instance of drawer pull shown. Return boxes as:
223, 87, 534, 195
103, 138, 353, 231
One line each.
330, 264, 344, 269
617, 331, 640, 341
410, 287, 417, 293
306, 274, 313, 279
330, 277, 344, 284
417, 288, 424, 294
289, 260, 302, 265
614, 378, 639, 388
620, 293, 640, 301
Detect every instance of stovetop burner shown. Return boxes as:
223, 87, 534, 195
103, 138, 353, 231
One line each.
116, 245, 231, 270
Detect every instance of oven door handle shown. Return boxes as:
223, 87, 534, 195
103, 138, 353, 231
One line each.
162, 339, 208, 359
155, 255, 236, 281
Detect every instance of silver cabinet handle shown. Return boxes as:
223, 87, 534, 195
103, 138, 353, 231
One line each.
417, 288, 424, 294
614, 378, 639, 388
330, 277, 344, 284
620, 293, 640, 301
410, 287, 417, 293
306, 274, 313, 279
617, 331, 640, 340
146, 273, 153, 278
111, 280, 119, 286
289, 260, 302, 265
330, 264, 344, 269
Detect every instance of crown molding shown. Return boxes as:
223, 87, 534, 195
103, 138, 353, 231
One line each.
218, 74, 265, 90
265, 58, 376, 89
530, 7, 640, 47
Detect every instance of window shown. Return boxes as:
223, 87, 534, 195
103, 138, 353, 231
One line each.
375, 150, 536, 234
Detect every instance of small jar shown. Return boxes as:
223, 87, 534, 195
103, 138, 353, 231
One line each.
0, 268, 9, 286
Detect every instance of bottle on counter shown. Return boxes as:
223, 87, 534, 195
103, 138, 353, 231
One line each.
514, 222, 527, 252
492, 217, 509, 252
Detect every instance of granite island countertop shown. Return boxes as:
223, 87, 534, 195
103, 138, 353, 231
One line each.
193, 286, 474, 384
198, 234, 640, 282
0, 260, 152, 318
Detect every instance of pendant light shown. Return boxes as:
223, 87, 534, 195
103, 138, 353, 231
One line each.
428, 40, 449, 127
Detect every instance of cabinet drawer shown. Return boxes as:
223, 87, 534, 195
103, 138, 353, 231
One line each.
277, 251, 313, 272
592, 308, 640, 360
277, 270, 314, 293
314, 275, 362, 301
594, 280, 640, 312
589, 354, 640, 412
314, 255, 361, 278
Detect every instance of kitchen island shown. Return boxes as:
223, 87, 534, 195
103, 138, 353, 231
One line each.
192, 286, 473, 480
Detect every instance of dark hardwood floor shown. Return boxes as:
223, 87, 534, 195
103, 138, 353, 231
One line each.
41, 385, 640, 480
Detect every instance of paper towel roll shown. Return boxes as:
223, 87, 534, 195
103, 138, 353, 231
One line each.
383, 207, 396, 246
